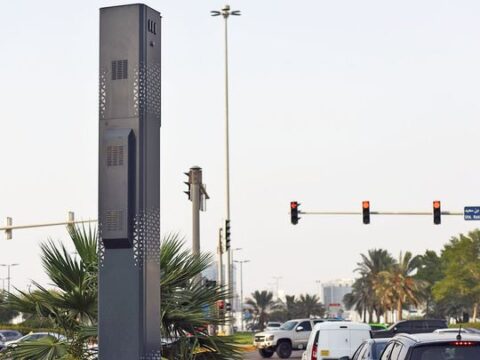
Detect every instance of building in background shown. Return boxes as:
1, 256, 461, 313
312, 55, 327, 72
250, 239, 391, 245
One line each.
320, 279, 355, 319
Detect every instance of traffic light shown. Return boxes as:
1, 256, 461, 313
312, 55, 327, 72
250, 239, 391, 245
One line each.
433, 201, 441, 225
217, 300, 225, 311
225, 302, 232, 312
362, 201, 370, 224
290, 201, 300, 225
225, 219, 231, 250
183, 172, 191, 199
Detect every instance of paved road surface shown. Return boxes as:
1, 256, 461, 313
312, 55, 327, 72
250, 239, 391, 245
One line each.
243, 350, 303, 359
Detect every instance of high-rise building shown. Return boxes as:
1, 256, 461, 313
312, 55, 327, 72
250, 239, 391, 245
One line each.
320, 279, 353, 318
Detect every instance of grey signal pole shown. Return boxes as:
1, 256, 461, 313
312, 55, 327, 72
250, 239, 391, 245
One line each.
185, 166, 209, 258
211, 4, 241, 336
99, 4, 161, 359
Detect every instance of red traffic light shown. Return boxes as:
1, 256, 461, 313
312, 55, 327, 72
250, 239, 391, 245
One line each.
433, 201, 441, 225
290, 201, 300, 225
362, 201, 370, 224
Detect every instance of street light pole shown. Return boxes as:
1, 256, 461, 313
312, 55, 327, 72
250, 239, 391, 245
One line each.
234, 259, 250, 331
0, 263, 19, 293
273, 276, 282, 300
211, 4, 241, 336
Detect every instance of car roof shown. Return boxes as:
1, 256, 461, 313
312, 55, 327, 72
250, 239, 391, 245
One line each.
314, 321, 371, 330
394, 333, 480, 344
368, 338, 390, 343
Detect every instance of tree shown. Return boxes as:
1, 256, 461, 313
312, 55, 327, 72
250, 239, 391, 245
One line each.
355, 249, 395, 322
245, 291, 277, 331
415, 250, 444, 317
296, 294, 325, 318
433, 229, 480, 322
376, 251, 424, 321
0, 291, 18, 323
1, 228, 241, 359
343, 276, 370, 322
2, 225, 98, 359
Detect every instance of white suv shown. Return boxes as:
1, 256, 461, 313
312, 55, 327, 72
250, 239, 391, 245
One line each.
254, 318, 327, 359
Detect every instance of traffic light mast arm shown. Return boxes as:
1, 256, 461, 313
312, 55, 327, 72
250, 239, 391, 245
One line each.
299, 210, 463, 216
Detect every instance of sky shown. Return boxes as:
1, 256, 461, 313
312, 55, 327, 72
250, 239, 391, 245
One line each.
1, 0, 480, 299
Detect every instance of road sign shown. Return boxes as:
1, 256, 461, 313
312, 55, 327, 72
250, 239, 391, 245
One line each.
464, 207, 480, 220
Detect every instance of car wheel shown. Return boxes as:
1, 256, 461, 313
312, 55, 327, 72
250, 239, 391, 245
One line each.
276, 341, 292, 359
259, 349, 274, 358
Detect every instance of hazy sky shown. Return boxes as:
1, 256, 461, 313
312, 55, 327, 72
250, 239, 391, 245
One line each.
1, 0, 480, 298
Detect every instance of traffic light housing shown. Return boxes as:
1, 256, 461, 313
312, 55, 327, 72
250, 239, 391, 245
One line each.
217, 300, 225, 311
362, 201, 370, 224
290, 201, 300, 225
433, 201, 441, 225
225, 219, 231, 250
183, 172, 191, 199
225, 302, 232, 312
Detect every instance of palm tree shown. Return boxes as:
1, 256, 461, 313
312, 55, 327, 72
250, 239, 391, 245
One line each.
285, 295, 298, 319
1, 228, 241, 359
355, 249, 395, 322
296, 294, 325, 318
343, 276, 370, 322
2, 225, 97, 359
245, 291, 277, 331
159, 234, 241, 359
377, 251, 424, 321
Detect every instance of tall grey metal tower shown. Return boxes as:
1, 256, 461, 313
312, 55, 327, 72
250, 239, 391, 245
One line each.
98, 4, 161, 359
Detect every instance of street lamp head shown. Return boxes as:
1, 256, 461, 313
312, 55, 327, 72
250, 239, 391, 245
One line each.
211, 6, 241, 19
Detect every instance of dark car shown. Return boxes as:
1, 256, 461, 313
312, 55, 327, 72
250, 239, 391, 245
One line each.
379, 333, 480, 360
371, 320, 447, 338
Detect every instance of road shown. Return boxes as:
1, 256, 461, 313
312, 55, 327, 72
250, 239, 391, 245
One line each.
243, 350, 303, 359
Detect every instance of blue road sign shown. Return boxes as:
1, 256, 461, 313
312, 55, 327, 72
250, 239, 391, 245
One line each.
464, 207, 480, 220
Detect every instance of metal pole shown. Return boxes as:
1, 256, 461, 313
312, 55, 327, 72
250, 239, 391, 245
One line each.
212, 4, 240, 336
223, 11, 234, 336
217, 228, 224, 334
239, 261, 243, 331
234, 259, 250, 331
190, 167, 202, 257
0, 264, 19, 294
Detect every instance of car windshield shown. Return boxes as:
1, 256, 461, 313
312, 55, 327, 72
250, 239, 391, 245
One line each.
279, 321, 298, 331
411, 343, 480, 360
268, 324, 280, 327
372, 342, 388, 360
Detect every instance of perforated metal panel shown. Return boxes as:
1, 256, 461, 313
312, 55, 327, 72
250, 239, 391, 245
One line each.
133, 63, 161, 120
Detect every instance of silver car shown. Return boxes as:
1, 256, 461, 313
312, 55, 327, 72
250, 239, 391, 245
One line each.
351, 338, 389, 360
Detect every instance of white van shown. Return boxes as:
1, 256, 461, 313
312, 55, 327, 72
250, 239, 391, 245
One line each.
303, 321, 371, 360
